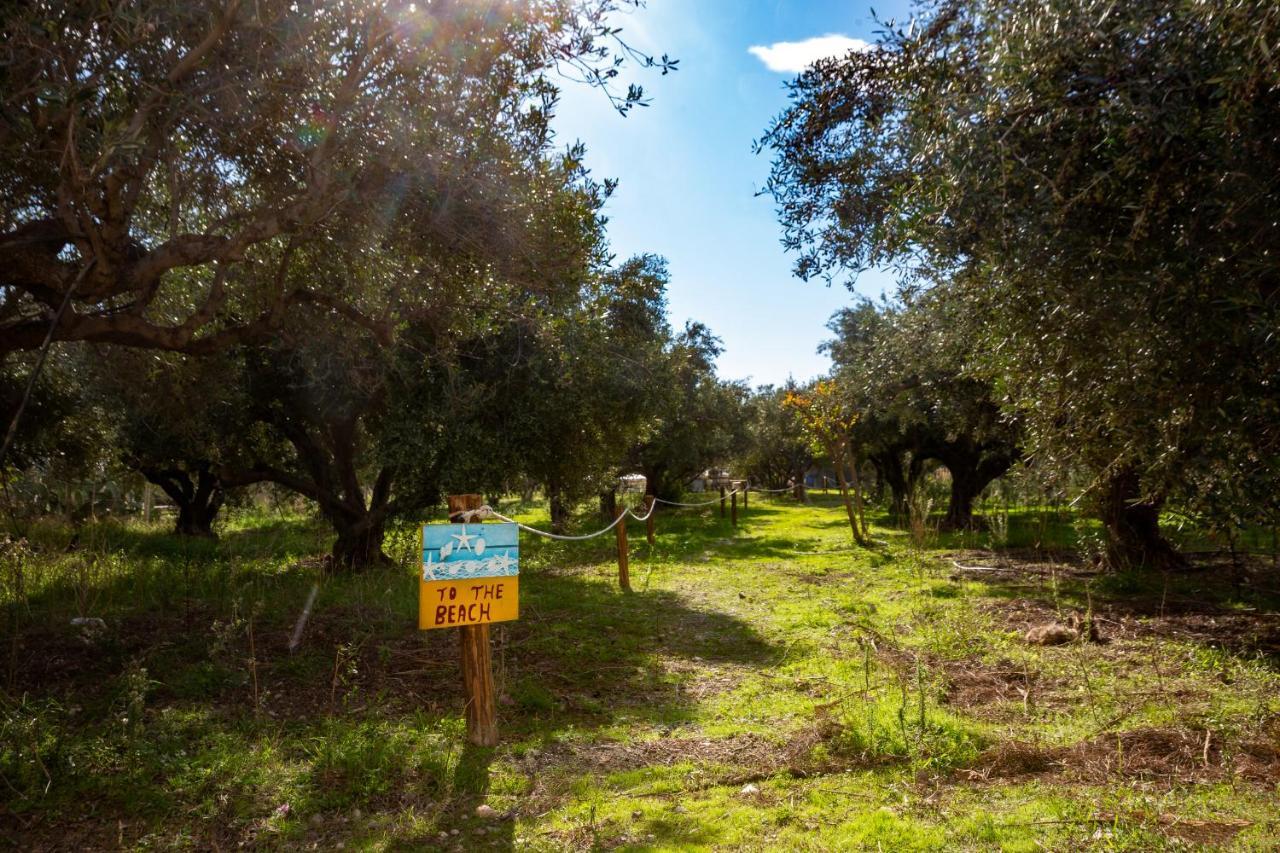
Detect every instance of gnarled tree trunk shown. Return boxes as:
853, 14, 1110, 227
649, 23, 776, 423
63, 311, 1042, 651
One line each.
934, 442, 1019, 530
329, 514, 390, 570
229, 420, 399, 572
872, 449, 910, 523
140, 463, 224, 538
1097, 468, 1183, 571
942, 467, 981, 530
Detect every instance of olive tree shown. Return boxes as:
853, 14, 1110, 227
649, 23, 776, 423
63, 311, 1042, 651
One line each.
627, 323, 748, 501
738, 384, 813, 491
761, 0, 1280, 566
825, 297, 1021, 529
0, 0, 672, 353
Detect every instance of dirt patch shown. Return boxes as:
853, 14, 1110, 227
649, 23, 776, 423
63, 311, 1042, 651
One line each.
1155, 815, 1254, 846
944, 548, 1097, 583
986, 594, 1280, 662
952, 548, 1280, 659
1067, 726, 1280, 785
961, 725, 1280, 787
8, 606, 221, 694
658, 657, 748, 700
941, 658, 1044, 719
1130, 611, 1280, 658
957, 740, 1066, 781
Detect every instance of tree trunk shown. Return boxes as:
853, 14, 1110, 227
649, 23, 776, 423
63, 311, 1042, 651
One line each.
874, 451, 910, 524
942, 468, 981, 530
938, 446, 1016, 531
1097, 468, 1183, 571
829, 443, 870, 547
548, 485, 569, 535
870, 465, 886, 503
330, 515, 390, 570
599, 490, 617, 524
142, 464, 225, 538
641, 463, 678, 503
174, 498, 221, 537
846, 456, 869, 539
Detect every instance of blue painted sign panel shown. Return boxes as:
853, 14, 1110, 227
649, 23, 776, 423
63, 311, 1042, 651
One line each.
421, 523, 519, 582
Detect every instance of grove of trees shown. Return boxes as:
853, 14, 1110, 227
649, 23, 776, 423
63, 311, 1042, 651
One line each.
4, 0, 1278, 575
1, 0, 728, 567
759, 0, 1280, 568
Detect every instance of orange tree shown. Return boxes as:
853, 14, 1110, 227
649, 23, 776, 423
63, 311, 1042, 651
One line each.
784, 380, 870, 547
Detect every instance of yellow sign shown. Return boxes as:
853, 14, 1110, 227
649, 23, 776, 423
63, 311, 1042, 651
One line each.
419, 577, 519, 629
418, 522, 520, 630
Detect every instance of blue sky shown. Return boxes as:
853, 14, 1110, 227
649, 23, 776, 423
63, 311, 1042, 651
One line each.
553, 0, 913, 388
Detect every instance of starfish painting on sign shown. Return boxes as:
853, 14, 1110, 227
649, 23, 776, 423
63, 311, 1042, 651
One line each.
418, 523, 520, 630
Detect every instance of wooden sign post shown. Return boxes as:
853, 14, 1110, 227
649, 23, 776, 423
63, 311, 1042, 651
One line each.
644, 495, 656, 545
419, 494, 520, 747
614, 504, 631, 591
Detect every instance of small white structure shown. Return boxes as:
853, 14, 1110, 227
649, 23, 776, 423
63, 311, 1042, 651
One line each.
690, 468, 734, 493
618, 473, 647, 495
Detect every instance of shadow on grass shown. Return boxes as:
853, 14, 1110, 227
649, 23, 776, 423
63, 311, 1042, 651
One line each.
1, 516, 781, 848
380, 743, 516, 852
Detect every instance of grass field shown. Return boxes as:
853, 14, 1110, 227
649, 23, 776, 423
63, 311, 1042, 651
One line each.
2, 495, 1279, 850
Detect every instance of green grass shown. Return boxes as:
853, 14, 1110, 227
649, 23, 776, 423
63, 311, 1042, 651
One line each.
2, 495, 1279, 850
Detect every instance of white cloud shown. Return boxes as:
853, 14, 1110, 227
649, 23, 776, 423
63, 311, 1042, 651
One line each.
748, 34, 872, 74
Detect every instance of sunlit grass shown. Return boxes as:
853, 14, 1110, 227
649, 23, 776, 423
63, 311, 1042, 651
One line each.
2, 495, 1278, 849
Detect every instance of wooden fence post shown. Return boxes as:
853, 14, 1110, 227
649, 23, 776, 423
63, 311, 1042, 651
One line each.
742, 481, 748, 510
719, 485, 726, 518
447, 494, 498, 747
731, 489, 738, 527
645, 495, 656, 545
615, 504, 631, 591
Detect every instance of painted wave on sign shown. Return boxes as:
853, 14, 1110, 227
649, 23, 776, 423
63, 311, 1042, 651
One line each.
422, 549, 519, 582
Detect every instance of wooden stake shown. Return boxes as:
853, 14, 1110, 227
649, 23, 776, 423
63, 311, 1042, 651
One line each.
742, 482, 748, 510
645, 495, 656, 546
731, 490, 738, 527
719, 485, 726, 518
447, 493, 498, 747
614, 504, 631, 591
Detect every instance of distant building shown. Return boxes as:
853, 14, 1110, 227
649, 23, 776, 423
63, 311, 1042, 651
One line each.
690, 468, 734, 492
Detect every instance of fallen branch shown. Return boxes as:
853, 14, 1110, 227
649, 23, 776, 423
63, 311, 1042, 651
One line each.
950, 559, 1005, 573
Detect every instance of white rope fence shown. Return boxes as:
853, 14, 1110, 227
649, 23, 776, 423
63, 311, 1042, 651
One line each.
652, 488, 742, 508
453, 484, 744, 541
455, 501, 655, 541
448, 478, 826, 542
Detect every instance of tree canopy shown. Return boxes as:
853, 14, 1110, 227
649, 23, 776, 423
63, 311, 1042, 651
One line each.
760, 0, 1280, 566
0, 0, 672, 354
